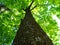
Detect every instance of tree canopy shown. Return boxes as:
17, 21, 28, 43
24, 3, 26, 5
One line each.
0, 0, 60, 45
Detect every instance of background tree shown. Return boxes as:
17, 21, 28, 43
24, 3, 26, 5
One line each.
0, 0, 60, 45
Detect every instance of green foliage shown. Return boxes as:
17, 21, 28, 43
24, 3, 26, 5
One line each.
0, 0, 60, 45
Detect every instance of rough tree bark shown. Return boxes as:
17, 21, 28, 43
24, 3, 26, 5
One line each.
12, 0, 53, 45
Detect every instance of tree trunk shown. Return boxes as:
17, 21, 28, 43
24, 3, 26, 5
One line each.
12, 1, 53, 45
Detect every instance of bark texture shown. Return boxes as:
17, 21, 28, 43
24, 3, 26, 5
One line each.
12, 1, 53, 45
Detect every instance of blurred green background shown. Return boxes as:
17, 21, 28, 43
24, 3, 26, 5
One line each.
0, 0, 60, 45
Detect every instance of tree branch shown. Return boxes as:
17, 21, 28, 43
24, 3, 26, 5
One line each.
28, 0, 34, 9
31, 5, 37, 10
